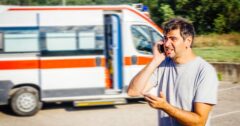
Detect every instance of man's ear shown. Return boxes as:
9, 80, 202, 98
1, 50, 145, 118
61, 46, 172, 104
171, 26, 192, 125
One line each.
185, 36, 193, 48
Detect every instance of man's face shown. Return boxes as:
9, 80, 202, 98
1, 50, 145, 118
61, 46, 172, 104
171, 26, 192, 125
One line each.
163, 29, 188, 59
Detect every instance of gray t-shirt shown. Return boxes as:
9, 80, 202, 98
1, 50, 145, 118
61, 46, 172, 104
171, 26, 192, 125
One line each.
149, 57, 219, 126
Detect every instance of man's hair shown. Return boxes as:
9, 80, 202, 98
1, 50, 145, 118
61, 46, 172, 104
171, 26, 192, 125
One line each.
163, 17, 195, 47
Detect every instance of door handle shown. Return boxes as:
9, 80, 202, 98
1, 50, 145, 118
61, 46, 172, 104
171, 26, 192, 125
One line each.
95, 57, 101, 66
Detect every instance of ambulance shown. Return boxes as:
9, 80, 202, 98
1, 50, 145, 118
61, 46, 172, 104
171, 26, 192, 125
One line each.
0, 4, 164, 116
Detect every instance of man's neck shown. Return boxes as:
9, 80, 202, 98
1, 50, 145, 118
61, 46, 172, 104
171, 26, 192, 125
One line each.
173, 49, 196, 64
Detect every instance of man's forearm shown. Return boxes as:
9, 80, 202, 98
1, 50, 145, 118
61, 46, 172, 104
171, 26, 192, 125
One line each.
162, 102, 209, 126
127, 60, 159, 96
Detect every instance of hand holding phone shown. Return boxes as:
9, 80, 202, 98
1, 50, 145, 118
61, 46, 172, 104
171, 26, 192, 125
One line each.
158, 44, 164, 53
152, 41, 165, 65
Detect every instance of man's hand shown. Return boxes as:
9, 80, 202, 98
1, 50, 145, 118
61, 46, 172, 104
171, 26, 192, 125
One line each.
143, 91, 167, 109
152, 41, 165, 66
144, 91, 213, 126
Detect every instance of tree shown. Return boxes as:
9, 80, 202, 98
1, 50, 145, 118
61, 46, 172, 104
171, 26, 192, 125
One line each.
1, 0, 239, 34
157, 0, 240, 33
158, 4, 175, 23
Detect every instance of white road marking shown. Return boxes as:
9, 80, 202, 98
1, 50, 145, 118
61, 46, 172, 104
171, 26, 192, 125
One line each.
218, 85, 240, 92
211, 84, 240, 120
211, 111, 240, 119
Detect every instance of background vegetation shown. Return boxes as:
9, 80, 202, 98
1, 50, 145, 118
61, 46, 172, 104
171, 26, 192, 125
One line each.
193, 33, 240, 62
1, 0, 239, 62
1, 0, 239, 34
145, 0, 240, 34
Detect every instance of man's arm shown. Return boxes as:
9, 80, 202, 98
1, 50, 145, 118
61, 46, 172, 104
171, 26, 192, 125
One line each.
127, 42, 165, 96
127, 61, 158, 96
164, 102, 212, 126
144, 92, 213, 126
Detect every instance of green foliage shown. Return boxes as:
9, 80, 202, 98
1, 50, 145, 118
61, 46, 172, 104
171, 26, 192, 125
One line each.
0, 0, 140, 5
213, 14, 226, 33
0, 0, 39, 5
66, 0, 94, 5
0, 0, 239, 34
152, 0, 240, 34
158, 4, 175, 23
217, 72, 222, 81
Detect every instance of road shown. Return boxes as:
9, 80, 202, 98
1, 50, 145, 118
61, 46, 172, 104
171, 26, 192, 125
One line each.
0, 81, 239, 126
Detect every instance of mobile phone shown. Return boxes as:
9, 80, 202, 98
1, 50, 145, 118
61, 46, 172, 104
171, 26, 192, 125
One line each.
158, 44, 164, 53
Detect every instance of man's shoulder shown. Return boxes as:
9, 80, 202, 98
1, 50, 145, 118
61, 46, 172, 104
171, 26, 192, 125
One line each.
194, 57, 217, 77
196, 57, 215, 70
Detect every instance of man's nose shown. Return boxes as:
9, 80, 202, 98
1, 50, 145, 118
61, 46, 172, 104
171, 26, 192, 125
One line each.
164, 39, 171, 47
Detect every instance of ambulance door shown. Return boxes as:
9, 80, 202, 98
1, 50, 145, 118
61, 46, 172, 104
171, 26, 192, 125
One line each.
104, 14, 123, 92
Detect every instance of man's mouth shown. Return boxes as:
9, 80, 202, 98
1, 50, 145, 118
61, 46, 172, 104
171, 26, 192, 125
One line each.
165, 48, 173, 55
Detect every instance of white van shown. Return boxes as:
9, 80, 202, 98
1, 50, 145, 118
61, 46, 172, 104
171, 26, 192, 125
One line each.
0, 5, 164, 116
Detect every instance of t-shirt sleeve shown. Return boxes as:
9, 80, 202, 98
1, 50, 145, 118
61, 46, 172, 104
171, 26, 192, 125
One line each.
194, 65, 219, 105
148, 58, 168, 96
148, 67, 161, 96
149, 68, 158, 86
149, 59, 167, 87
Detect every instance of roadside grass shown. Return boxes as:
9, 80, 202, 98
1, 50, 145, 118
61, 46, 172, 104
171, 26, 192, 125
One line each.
193, 46, 240, 62
193, 33, 240, 63
194, 32, 240, 47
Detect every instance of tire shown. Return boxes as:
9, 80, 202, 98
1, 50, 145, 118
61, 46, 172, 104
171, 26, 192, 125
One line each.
10, 87, 42, 116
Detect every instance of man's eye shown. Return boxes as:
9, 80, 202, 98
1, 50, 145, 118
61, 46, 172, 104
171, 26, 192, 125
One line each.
171, 37, 177, 41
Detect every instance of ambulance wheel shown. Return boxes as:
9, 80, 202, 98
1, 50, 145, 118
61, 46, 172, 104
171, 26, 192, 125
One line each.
10, 87, 42, 116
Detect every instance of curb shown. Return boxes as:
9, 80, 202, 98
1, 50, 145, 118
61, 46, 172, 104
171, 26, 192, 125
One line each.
211, 62, 240, 83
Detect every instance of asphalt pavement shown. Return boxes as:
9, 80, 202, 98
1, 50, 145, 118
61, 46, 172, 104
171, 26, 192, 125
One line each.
0, 81, 239, 126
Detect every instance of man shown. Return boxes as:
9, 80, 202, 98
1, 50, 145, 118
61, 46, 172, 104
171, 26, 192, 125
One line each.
127, 18, 218, 126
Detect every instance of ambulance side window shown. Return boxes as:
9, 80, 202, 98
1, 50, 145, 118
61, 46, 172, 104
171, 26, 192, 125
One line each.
42, 26, 104, 55
45, 32, 77, 51
2, 30, 39, 52
149, 27, 164, 43
131, 25, 152, 54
